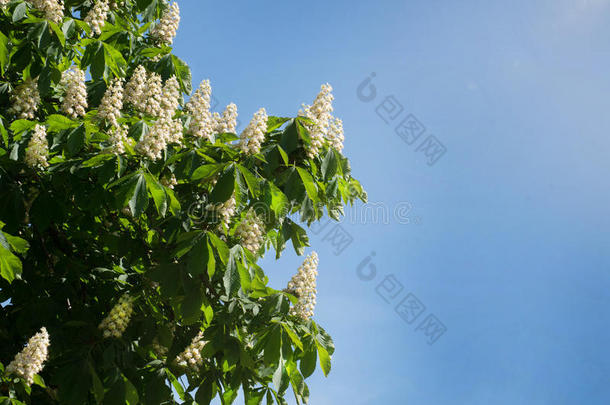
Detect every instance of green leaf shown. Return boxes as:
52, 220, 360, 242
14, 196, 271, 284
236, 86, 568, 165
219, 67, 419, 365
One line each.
32, 374, 46, 388
102, 42, 127, 78
144, 173, 168, 217
102, 376, 125, 405
191, 163, 224, 181
281, 324, 303, 351
187, 237, 208, 275
124, 377, 139, 405
4, 233, 29, 254
223, 245, 241, 296
299, 344, 317, 378
276, 145, 289, 165
165, 369, 185, 400
209, 165, 235, 203
12, 2, 27, 22
181, 286, 203, 323
245, 389, 265, 405
10, 119, 36, 135
207, 232, 229, 264
0, 31, 8, 74
264, 325, 281, 366
273, 359, 289, 395
195, 376, 216, 405
48, 21, 65, 47
316, 343, 331, 377
263, 181, 288, 217
236, 164, 260, 197
279, 120, 299, 154
321, 148, 338, 181
267, 117, 291, 133
65, 125, 86, 156
296, 167, 319, 203
129, 173, 149, 216
46, 114, 78, 132
0, 245, 21, 283
88, 364, 104, 404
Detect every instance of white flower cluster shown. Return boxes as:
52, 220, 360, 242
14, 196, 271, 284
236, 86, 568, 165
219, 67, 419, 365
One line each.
300, 83, 344, 156
175, 331, 207, 373
213, 103, 238, 134
6, 327, 50, 386
98, 295, 134, 338
25, 124, 50, 169
109, 0, 123, 9
151, 2, 180, 45
0, 0, 9, 7
143, 72, 164, 117
126, 68, 182, 159
161, 173, 178, 189
160, 76, 181, 117
108, 124, 129, 154
327, 117, 344, 152
207, 193, 235, 232
10, 77, 40, 119
186, 80, 214, 141
84, 0, 109, 36
60, 67, 88, 119
152, 337, 168, 358
98, 77, 124, 127
236, 208, 264, 254
287, 252, 319, 319
30, 0, 64, 24
136, 116, 182, 160
239, 107, 268, 154
135, 73, 180, 119
124, 65, 147, 110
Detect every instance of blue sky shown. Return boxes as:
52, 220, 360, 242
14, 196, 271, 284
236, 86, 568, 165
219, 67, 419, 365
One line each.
174, 1, 610, 403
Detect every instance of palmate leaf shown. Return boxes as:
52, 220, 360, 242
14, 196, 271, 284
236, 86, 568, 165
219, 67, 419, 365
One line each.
0, 244, 21, 283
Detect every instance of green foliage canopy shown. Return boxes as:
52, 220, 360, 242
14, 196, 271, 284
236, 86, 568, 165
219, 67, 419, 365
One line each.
0, 1, 366, 404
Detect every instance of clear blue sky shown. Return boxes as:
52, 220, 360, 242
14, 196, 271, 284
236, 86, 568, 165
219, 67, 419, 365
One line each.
174, 1, 610, 404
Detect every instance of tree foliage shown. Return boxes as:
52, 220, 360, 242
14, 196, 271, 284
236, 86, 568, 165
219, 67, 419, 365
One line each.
0, 1, 366, 404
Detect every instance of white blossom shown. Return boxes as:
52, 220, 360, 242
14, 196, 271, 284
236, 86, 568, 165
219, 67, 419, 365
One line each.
206, 193, 235, 232
108, 124, 129, 154
236, 208, 264, 254
299, 83, 334, 158
25, 124, 49, 169
143, 72, 164, 117
213, 103, 238, 134
60, 67, 88, 119
160, 76, 181, 118
175, 331, 207, 373
151, 1, 180, 45
98, 294, 134, 339
327, 116, 344, 152
152, 337, 168, 358
84, 0, 109, 36
109, 0, 123, 9
6, 327, 50, 386
287, 252, 319, 319
10, 77, 40, 119
0, 0, 10, 8
186, 79, 214, 140
136, 116, 182, 160
239, 107, 267, 155
98, 77, 124, 127
124, 65, 147, 111
30, 0, 64, 24
161, 173, 177, 189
